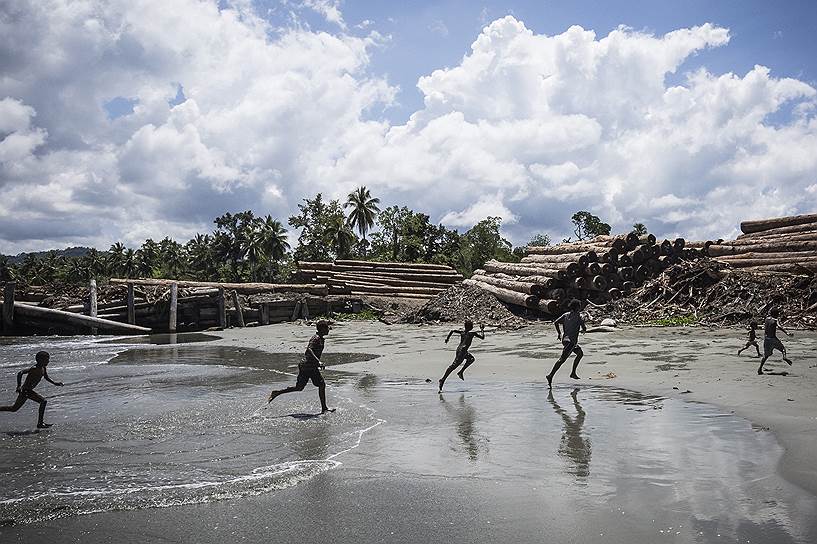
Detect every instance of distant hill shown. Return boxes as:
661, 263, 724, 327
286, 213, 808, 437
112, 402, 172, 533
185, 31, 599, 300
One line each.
3, 246, 94, 265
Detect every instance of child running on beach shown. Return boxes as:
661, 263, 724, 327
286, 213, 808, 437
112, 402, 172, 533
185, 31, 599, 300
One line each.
439, 320, 485, 392
758, 307, 793, 375
737, 320, 761, 357
0, 351, 63, 428
268, 320, 335, 413
547, 299, 587, 388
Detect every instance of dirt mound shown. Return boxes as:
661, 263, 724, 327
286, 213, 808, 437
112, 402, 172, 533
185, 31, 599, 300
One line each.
585, 259, 817, 329
401, 284, 531, 328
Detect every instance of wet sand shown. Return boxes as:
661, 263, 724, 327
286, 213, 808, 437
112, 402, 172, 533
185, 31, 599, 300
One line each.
1, 323, 816, 543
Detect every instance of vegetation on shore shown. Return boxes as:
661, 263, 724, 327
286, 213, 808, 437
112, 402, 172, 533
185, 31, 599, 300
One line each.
0, 189, 620, 288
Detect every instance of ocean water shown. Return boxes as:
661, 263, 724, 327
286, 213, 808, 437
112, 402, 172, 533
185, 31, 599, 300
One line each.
0, 336, 381, 524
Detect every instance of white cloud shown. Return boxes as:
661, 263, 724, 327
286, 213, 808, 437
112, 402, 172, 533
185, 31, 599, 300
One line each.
1, 5, 816, 253
301, 0, 346, 30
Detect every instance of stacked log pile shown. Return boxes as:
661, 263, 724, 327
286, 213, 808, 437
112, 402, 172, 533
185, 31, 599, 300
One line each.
465, 232, 706, 316
296, 260, 463, 300
709, 213, 817, 274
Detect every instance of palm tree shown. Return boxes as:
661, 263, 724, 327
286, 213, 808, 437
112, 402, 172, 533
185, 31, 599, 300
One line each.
344, 186, 380, 256
327, 215, 356, 260
243, 226, 266, 282
186, 234, 214, 280
260, 215, 289, 261
107, 242, 127, 276
122, 248, 138, 278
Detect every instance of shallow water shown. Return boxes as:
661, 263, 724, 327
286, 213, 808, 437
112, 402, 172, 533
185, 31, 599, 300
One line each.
0, 334, 815, 543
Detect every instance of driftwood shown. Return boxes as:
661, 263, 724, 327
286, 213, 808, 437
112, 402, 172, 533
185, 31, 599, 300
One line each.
740, 213, 817, 234
12, 302, 151, 333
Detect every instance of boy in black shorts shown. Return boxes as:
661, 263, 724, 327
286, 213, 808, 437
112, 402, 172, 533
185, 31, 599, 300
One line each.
547, 299, 586, 388
737, 320, 760, 357
758, 307, 793, 375
1, 351, 63, 428
439, 320, 485, 392
268, 320, 335, 413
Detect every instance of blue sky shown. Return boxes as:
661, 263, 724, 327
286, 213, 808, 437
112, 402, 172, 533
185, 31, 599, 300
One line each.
2, 0, 817, 253
262, 0, 817, 124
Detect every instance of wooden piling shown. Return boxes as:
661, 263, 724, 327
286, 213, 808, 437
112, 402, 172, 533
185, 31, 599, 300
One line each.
127, 283, 135, 324
169, 282, 178, 332
217, 287, 227, 329
89, 279, 98, 334
231, 290, 245, 327
2, 282, 15, 332
260, 303, 270, 326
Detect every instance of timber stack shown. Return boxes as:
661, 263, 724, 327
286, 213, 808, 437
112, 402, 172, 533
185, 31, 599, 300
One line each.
709, 213, 817, 275
466, 232, 707, 316
295, 260, 463, 300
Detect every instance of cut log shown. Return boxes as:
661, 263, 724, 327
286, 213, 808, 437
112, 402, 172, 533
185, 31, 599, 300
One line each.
110, 278, 328, 295
483, 261, 568, 279
12, 303, 151, 333
341, 282, 447, 295
538, 299, 560, 314
296, 261, 334, 270
334, 259, 454, 271
716, 232, 817, 246
299, 268, 461, 282
637, 234, 657, 246
525, 244, 619, 255
740, 213, 817, 234
718, 256, 817, 268
716, 250, 817, 261
585, 275, 607, 290
3, 282, 15, 330
331, 272, 455, 289
708, 241, 817, 257
349, 291, 435, 300
463, 279, 538, 308
736, 221, 817, 239
541, 288, 566, 300
521, 253, 593, 266
471, 274, 546, 296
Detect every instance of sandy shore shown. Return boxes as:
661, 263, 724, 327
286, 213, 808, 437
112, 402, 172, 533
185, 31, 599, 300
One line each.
208, 321, 817, 496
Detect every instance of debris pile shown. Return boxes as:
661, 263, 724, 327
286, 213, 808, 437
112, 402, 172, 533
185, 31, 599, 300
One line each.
402, 283, 529, 328
296, 260, 462, 300
585, 259, 817, 329
467, 232, 708, 316
710, 212, 817, 274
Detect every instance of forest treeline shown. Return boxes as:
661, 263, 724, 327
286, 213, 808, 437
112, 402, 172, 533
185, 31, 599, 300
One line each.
0, 187, 633, 287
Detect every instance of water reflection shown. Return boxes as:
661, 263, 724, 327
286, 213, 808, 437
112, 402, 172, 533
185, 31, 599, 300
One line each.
440, 393, 483, 461
547, 388, 591, 481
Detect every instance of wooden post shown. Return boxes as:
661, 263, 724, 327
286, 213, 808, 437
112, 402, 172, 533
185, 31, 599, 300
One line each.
301, 300, 310, 320
89, 279, 98, 334
217, 287, 227, 329
290, 301, 302, 322
127, 283, 135, 325
231, 290, 245, 327
169, 282, 178, 332
260, 303, 270, 326
2, 282, 15, 332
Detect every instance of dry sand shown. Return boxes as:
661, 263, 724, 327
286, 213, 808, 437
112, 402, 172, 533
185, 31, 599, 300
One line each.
210, 321, 817, 496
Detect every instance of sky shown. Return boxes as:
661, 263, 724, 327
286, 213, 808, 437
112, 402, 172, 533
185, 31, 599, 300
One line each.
1, 0, 816, 254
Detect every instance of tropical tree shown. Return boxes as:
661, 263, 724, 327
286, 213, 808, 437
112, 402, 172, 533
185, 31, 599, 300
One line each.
122, 248, 138, 278
571, 211, 611, 241
107, 242, 127, 276
344, 186, 380, 256
632, 223, 648, 236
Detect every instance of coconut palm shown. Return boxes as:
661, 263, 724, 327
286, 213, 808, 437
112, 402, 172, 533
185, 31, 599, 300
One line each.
107, 242, 127, 276
122, 248, 138, 278
344, 186, 380, 256
326, 215, 356, 260
260, 215, 290, 261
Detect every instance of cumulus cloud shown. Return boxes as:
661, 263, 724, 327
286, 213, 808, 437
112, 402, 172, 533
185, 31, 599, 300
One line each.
0, 3, 815, 253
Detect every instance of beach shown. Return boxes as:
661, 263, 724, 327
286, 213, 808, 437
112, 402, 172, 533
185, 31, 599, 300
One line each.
1, 322, 816, 543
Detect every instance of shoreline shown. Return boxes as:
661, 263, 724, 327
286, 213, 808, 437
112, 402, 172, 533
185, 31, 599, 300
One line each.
204, 321, 817, 497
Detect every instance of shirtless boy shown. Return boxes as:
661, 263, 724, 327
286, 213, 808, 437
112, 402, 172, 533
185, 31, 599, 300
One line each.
547, 299, 587, 388
439, 320, 485, 392
758, 307, 793, 375
1, 351, 63, 428
268, 320, 335, 413
737, 320, 761, 357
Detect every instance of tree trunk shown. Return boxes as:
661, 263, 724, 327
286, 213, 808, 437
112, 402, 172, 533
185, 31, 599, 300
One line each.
736, 221, 817, 239
470, 274, 546, 296
717, 232, 817, 246
709, 241, 817, 257
521, 252, 594, 266
110, 278, 329, 295
334, 259, 454, 271
740, 213, 817, 234
482, 261, 568, 279
463, 279, 538, 308
12, 302, 151, 333
526, 244, 619, 255
716, 250, 817, 261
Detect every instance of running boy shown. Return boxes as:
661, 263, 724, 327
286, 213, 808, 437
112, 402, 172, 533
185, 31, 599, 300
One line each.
1, 351, 63, 428
439, 320, 485, 392
758, 307, 793, 375
268, 320, 335, 413
737, 320, 761, 357
547, 299, 587, 388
